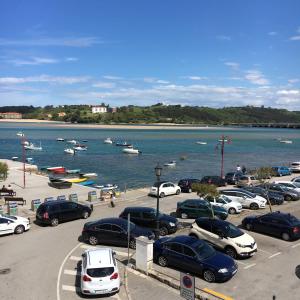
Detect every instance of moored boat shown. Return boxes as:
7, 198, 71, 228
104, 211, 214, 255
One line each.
64, 148, 75, 155
196, 141, 207, 145
64, 177, 87, 183
81, 172, 98, 178
279, 140, 293, 144
67, 139, 77, 144
79, 180, 95, 186
47, 166, 66, 173
16, 132, 24, 137
24, 142, 43, 151
104, 137, 113, 144
66, 169, 81, 174
73, 145, 87, 151
164, 160, 176, 167
122, 147, 140, 154
116, 141, 132, 147
11, 156, 19, 161
56, 138, 65, 141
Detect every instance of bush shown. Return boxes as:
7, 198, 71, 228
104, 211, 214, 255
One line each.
0, 162, 8, 181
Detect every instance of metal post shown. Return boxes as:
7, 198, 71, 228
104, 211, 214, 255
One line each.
22, 136, 26, 188
127, 213, 130, 265
220, 136, 225, 179
156, 175, 160, 238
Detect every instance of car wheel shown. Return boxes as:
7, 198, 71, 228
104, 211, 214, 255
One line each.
176, 189, 180, 195
245, 223, 253, 231
159, 192, 165, 198
129, 239, 136, 249
82, 211, 89, 219
225, 246, 237, 259
285, 195, 292, 201
281, 232, 291, 241
158, 256, 168, 267
228, 207, 236, 214
203, 270, 216, 283
188, 188, 192, 193
89, 236, 98, 245
250, 203, 259, 210
159, 227, 168, 236
14, 225, 25, 234
50, 218, 59, 227
181, 212, 188, 219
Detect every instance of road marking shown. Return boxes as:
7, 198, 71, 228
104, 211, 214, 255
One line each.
244, 263, 256, 269
203, 288, 233, 300
292, 243, 300, 248
268, 252, 281, 259
70, 256, 81, 261
62, 285, 77, 292
64, 269, 77, 276
257, 248, 273, 255
57, 243, 83, 300
80, 245, 129, 257
80, 244, 96, 250
236, 261, 247, 266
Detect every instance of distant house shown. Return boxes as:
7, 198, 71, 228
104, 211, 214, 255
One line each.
0, 112, 22, 119
108, 107, 117, 113
92, 105, 107, 114
58, 112, 66, 117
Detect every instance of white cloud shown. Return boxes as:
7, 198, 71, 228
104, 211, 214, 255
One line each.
216, 35, 231, 41
8, 56, 59, 66
245, 70, 269, 85
102, 75, 123, 80
184, 76, 207, 81
92, 82, 116, 89
0, 36, 102, 47
277, 89, 299, 95
268, 31, 277, 36
143, 77, 169, 84
65, 57, 78, 62
289, 27, 300, 40
224, 62, 240, 70
288, 78, 299, 84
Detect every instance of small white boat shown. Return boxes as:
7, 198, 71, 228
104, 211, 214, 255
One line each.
82, 172, 98, 178
73, 146, 87, 151
196, 141, 207, 145
24, 142, 43, 151
16, 132, 24, 137
11, 156, 19, 161
218, 139, 228, 142
122, 148, 140, 154
67, 140, 77, 144
21, 140, 29, 146
104, 137, 113, 144
280, 140, 293, 144
26, 157, 34, 163
56, 138, 65, 141
64, 148, 75, 155
164, 161, 176, 167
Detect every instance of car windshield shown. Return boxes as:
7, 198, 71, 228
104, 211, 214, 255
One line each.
239, 190, 255, 198
224, 223, 244, 238
2, 214, 17, 220
87, 267, 114, 277
194, 242, 216, 260
153, 182, 166, 187
220, 195, 232, 203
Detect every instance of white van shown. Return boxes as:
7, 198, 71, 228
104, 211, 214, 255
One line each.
290, 162, 300, 173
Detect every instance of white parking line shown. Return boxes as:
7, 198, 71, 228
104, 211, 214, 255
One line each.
62, 285, 77, 292
236, 261, 247, 266
268, 252, 281, 259
80, 244, 96, 250
64, 269, 77, 276
257, 248, 273, 255
292, 243, 300, 248
69, 256, 81, 261
244, 263, 256, 269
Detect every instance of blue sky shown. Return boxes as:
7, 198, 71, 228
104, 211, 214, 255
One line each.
1, 0, 300, 110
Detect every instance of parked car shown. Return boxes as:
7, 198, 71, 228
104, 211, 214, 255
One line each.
119, 207, 178, 236
81, 218, 155, 249
200, 176, 227, 187
272, 166, 291, 176
242, 186, 284, 205
219, 189, 267, 210
273, 181, 300, 192
178, 178, 201, 193
236, 175, 259, 187
292, 177, 300, 183
290, 162, 300, 173
153, 235, 238, 282
225, 172, 243, 185
81, 248, 120, 296
261, 183, 300, 201
176, 199, 228, 220
189, 217, 257, 258
0, 214, 30, 235
205, 195, 243, 214
242, 211, 300, 241
149, 181, 181, 198
36, 200, 92, 226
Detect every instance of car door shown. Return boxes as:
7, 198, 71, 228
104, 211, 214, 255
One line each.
197, 202, 212, 218
182, 201, 198, 218
253, 216, 274, 234
127, 211, 143, 226
160, 183, 168, 195
110, 224, 127, 246
164, 242, 184, 268
169, 183, 176, 195
210, 222, 227, 249
94, 223, 113, 245
235, 192, 250, 207
0, 217, 15, 235
142, 211, 156, 229
182, 246, 202, 274
59, 202, 78, 221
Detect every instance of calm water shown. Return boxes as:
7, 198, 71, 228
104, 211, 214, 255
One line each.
0, 123, 299, 189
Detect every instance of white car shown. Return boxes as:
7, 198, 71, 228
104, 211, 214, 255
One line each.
190, 217, 257, 259
205, 195, 242, 214
0, 214, 30, 235
290, 162, 300, 173
149, 181, 181, 198
81, 248, 120, 296
274, 181, 300, 192
219, 189, 266, 210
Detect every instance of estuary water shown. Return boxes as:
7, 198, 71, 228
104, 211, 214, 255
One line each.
0, 122, 299, 189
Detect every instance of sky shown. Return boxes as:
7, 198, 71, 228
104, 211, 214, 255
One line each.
1, 0, 300, 110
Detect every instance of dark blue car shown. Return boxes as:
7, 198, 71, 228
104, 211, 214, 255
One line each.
272, 166, 291, 176
242, 211, 300, 241
153, 235, 237, 282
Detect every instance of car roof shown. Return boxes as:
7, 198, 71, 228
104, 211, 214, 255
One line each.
42, 200, 69, 206
163, 235, 204, 246
95, 217, 127, 225
196, 217, 229, 226
124, 207, 155, 212
85, 248, 113, 268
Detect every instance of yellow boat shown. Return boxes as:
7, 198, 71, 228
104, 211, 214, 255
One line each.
64, 177, 87, 183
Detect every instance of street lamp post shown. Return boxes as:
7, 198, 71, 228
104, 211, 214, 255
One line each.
155, 163, 162, 239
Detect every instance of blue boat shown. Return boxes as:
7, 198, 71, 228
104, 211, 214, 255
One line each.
79, 180, 95, 186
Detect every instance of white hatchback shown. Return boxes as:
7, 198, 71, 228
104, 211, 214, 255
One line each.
149, 181, 181, 198
0, 214, 30, 236
205, 195, 243, 214
81, 248, 120, 296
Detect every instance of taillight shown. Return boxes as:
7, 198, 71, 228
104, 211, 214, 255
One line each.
110, 273, 119, 280
293, 227, 299, 234
83, 275, 91, 282
43, 212, 49, 219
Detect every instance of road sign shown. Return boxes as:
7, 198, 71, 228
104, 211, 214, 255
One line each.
180, 272, 195, 300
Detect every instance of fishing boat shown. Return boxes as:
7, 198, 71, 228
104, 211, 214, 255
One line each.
24, 142, 43, 151
122, 147, 140, 154
164, 160, 176, 167
67, 139, 77, 144
196, 141, 207, 145
279, 140, 293, 144
81, 172, 98, 178
104, 137, 113, 144
64, 148, 75, 155
11, 156, 19, 161
73, 145, 87, 151
116, 141, 132, 147
47, 166, 66, 173
21, 140, 29, 146
79, 180, 95, 186
66, 169, 81, 174
16, 132, 24, 137
56, 138, 65, 141
64, 177, 87, 183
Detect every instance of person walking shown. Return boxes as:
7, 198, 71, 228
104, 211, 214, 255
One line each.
242, 165, 247, 174
110, 191, 116, 208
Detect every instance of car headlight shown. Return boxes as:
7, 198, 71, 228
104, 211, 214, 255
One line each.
218, 268, 229, 273
236, 243, 246, 248
169, 222, 175, 227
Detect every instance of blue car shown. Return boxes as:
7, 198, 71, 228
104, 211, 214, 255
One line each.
153, 235, 237, 282
272, 166, 291, 176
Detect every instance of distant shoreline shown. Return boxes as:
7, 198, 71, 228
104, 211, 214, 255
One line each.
0, 118, 232, 130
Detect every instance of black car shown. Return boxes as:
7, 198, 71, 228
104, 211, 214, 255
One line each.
224, 172, 243, 185
119, 207, 178, 236
36, 200, 92, 226
178, 178, 201, 193
242, 186, 284, 205
242, 211, 300, 241
259, 183, 300, 201
81, 217, 155, 249
200, 176, 227, 187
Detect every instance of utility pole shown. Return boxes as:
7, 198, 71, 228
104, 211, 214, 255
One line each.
21, 135, 26, 188
216, 135, 231, 178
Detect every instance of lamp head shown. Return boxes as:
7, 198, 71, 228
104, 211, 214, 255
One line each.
155, 163, 162, 177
